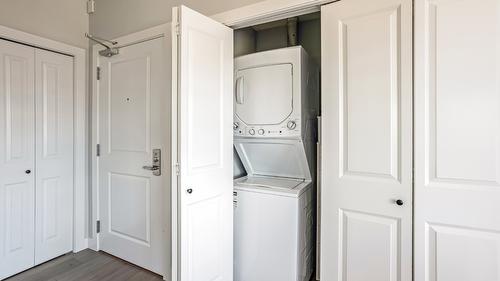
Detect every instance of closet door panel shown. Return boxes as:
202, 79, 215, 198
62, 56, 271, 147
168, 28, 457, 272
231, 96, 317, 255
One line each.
0, 40, 35, 279
321, 0, 413, 280
173, 6, 234, 281
34, 49, 74, 264
415, 0, 500, 280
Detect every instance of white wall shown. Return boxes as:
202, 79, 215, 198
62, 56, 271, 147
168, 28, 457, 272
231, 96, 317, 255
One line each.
89, 0, 266, 39
0, 0, 89, 48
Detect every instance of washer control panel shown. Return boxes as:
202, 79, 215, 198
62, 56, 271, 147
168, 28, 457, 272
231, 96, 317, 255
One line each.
233, 118, 301, 137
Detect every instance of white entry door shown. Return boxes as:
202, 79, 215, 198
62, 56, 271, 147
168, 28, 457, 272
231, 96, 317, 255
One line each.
0, 39, 36, 280
414, 0, 500, 280
172, 6, 233, 281
98, 30, 170, 276
320, 0, 413, 280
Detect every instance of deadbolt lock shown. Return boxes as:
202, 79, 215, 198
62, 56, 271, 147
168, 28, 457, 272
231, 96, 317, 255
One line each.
142, 149, 161, 176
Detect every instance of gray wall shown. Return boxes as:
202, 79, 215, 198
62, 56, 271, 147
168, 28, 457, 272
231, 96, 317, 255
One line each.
234, 16, 321, 64
89, 0, 265, 39
0, 0, 89, 48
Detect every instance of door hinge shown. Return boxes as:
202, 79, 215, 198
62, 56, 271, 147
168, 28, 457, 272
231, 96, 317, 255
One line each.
175, 23, 180, 36
96, 144, 100, 156
175, 162, 180, 176
96, 66, 101, 80
87, 0, 95, 14
96, 220, 101, 233
233, 191, 238, 208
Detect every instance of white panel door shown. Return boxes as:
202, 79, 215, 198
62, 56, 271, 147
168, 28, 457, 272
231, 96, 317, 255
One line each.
34, 49, 74, 264
98, 34, 170, 275
415, 0, 500, 280
0, 39, 35, 279
172, 6, 233, 281
320, 0, 413, 280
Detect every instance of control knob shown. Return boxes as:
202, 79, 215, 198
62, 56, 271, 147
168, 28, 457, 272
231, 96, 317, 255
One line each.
258, 129, 265, 135
287, 121, 297, 130
233, 122, 239, 130
249, 129, 255, 135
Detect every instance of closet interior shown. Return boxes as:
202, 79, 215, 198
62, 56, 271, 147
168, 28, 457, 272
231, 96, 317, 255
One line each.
231, 13, 323, 281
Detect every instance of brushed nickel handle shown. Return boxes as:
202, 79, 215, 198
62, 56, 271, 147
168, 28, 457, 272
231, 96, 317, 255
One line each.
142, 165, 160, 171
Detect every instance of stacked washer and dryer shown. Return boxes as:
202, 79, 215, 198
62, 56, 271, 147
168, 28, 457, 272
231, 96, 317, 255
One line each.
233, 46, 319, 281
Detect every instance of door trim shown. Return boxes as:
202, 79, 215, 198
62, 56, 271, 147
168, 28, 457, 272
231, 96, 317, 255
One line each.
211, 0, 337, 28
90, 23, 171, 277
0, 24, 87, 253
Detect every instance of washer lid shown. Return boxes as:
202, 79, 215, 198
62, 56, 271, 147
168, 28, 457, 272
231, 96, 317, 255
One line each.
234, 137, 312, 180
235, 175, 304, 190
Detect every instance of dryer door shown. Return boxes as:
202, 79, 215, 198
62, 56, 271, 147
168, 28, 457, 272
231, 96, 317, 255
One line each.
235, 63, 293, 125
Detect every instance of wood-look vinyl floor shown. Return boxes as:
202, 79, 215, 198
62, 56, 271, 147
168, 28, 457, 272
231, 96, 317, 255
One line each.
5, 249, 163, 281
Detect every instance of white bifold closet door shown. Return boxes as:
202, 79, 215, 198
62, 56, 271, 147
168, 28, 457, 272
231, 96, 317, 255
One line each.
34, 49, 74, 265
320, 0, 413, 280
0, 39, 74, 279
414, 0, 500, 280
0, 39, 36, 280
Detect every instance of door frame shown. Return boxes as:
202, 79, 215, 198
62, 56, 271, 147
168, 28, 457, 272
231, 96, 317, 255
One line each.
0, 24, 88, 252
90, 23, 171, 276
211, 0, 336, 28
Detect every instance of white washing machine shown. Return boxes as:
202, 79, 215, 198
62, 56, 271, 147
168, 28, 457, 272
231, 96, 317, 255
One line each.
233, 46, 319, 281
233, 176, 315, 281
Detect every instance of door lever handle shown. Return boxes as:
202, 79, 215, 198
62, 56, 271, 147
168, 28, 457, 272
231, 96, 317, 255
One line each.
142, 165, 160, 171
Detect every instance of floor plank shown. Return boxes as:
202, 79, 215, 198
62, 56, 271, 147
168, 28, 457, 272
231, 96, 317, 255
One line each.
5, 250, 163, 281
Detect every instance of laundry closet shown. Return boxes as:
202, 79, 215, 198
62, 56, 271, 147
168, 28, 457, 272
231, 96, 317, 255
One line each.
231, 14, 321, 281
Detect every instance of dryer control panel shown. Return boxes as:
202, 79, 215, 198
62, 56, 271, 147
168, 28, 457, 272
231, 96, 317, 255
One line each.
233, 118, 301, 138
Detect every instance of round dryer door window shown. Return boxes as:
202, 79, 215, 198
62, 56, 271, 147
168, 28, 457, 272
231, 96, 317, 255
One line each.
235, 63, 293, 125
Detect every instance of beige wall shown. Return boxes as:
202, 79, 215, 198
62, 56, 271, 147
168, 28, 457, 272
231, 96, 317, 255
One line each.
0, 0, 89, 48
89, 0, 265, 39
